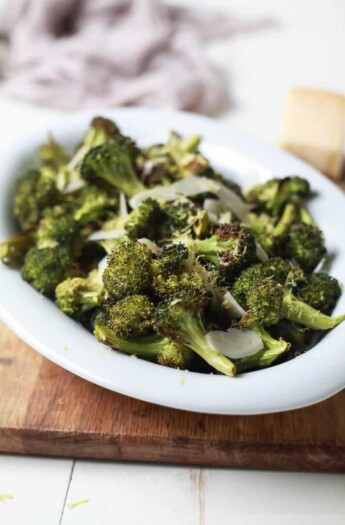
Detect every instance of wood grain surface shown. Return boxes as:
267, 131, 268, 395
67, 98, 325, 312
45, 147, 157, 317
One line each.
0, 321, 344, 472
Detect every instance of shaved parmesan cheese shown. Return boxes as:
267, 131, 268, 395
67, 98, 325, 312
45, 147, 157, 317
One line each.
137, 238, 159, 253
119, 192, 128, 220
203, 198, 224, 215
97, 256, 108, 278
222, 291, 245, 318
129, 176, 216, 208
88, 228, 125, 241
129, 176, 252, 221
63, 178, 86, 193
205, 328, 263, 359
255, 242, 269, 262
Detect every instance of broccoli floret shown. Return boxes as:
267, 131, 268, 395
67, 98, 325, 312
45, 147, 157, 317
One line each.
124, 198, 163, 240
231, 259, 304, 306
139, 133, 206, 185
21, 247, 75, 296
13, 169, 61, 229
38, 136, 71, 171
0, 229, 35, 268
102, 241, 153, 300
240, 278, 284, 328
246, 176, 310, 215
94, 326, 193, 369
158, 198, 208, 242
36, 215, 80, 249
232, 262, 345, 331
55, 268, 104, 316
235, 326, 290, 373
105, 295, 155, 338
154, 243, 189, 276
154, 291, 236, 376
297, 273, 341, 313
70, 185, 118, 226
57, 116, 133, 191
193, 223, 257, 282
81, 142, 146, 197
152, 271, 206, 300
283, 223, 326, 273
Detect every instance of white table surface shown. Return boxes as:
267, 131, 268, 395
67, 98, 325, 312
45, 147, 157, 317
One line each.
1, 1, 345, 524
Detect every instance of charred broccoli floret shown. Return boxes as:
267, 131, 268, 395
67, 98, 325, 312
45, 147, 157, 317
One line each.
297, 273, 341, 313
105, 295, 155, 338
81, 142, 145, 197
193, 223, 257, 282
124, 198, 163, 240
102, 241, 153, 300
13, 169, 61, 229
158, 198, 208, 242
55, 268, 104, 316
246, 176, 310, 215
0, 230, 35, 268
94, 326, 193, 369
283, 223, 326, 273
21, 247, 75, 296
155, 291, 236, 376
154, 243, 189, 276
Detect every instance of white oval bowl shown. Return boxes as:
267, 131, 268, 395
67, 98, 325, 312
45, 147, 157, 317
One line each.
0, 108, 344, 415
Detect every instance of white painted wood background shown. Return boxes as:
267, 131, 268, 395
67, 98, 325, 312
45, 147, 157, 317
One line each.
1, 1, 345, 524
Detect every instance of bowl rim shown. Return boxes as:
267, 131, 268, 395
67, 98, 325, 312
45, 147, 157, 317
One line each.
0, 106, 344, 415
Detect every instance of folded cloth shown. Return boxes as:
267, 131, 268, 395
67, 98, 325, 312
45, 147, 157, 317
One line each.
0, 0, 273, 114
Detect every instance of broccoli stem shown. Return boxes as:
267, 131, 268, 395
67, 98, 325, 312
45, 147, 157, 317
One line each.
177, 312, 236, 376
236, 326, 290, 372
283, 291, 345, 330
272, 202, 297, 237
194, 237, 232, 264
94, 325, 169, 359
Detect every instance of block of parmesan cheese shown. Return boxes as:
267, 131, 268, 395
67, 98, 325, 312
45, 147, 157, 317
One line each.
279, 88, 345, 179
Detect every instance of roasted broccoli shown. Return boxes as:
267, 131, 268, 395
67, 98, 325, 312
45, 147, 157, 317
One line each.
297, 273, 341, 313
193, 223, 257, 282
21, 247, 75, 296
102, 241, 153, 300
94, 326, 193, 369
36, 215, 80, 250
71, 185, 118, 226
232, 262, 345, 331
154, 243, 189, 277
124, 198, 162, 240
13, 169, 61, 229
246, 176, 310, 215
235, 326, 290, 372
1, 118, 343, 378
38, 136, 71, 171
155, 291, 236, 376
55, 268, 104, 316
105, 295, 155, 338
81, 142, 146, 197
283, 223, 326, 273
158, 198, 208, 242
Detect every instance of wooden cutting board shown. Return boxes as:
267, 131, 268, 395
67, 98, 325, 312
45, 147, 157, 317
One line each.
0, 320, 344, 472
